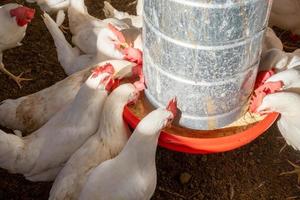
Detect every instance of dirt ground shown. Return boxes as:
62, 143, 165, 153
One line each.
1, 0, 300, 199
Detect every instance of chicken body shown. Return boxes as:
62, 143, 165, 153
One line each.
79, 99, 176, 200
256, 66, 300, 183
26, 0, 69, 13
136, 0, 143, 16
103, 1, 142, 29
43, 11, 136, 75
49, 83, 139, 200
102, 1, 143, 50
259, 48, 300, 72
258, 92, 300, 150
68, 0, 129, 55
265, 66, 300, 89
0, 60, 136, 133
0, 4, 35, 87
0, 4, 27, 52
262, 27, 283, 56
0, 71, 111, 181
43, 12, 101, 75
269, 0, 300, 35
257, 66, 300, 150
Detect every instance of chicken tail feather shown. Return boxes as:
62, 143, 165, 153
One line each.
103, 1, 116, 18
43, 13, 80, 75
56, 10, 66, 27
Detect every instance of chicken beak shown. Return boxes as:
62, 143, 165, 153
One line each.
115, 42, 129, 50
256, 106, 273, 115
113, 64, 135, 79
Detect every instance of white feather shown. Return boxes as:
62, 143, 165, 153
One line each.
34, 0, 69, 13
278, 117, 300, 151
79, 107, 173, 200
259, 48, 300, 72
49, 84, 138, 200
259, 48, 288, 71
103, 1, 143, 28
0, 4, 28, 53
261, 27, 283, 56
43, 13, 134, 75
55, 9, 65, 27
258, 92, 300, 151
0, 59, 136, 133
0, 73, 110, 181
68, 0, 141, 60
266, 66, 300, 89
136, 0, 143, 16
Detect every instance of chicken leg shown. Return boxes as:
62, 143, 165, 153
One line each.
0, 54, 31, 88
56, 10, 69, 33
280, 160, 300, 184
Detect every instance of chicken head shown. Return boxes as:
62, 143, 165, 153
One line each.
10, 6, 35, 27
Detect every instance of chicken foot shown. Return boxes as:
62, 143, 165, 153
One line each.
56, 10, 69, 34
280, 160, 300, 184
59, 25, 69, 34
0, 61, 31, 88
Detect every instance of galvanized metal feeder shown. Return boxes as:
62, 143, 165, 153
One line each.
124, 0, 277, 154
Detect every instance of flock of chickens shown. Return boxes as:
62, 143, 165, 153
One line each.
0, 0, 300, 199
0, 0, 172, 199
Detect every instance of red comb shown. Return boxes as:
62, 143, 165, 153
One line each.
10, 6, 35, 26
254, 69, 276, 89
166, 97, 177, 117
123, 47, 143, 65
108, 23, 126, 43
133, 73, 146, 91
92, 63, 115, 78
249, 81, 283, 113
105, 78, 120, 92
132, 64, 143, 77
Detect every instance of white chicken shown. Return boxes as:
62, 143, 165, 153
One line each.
252, 67, 300, 183
262, 27, 283, 56
68, 0, 127, 53
103, 1, 143, 29
259, 48, 300, 72
79, 98, 177, 200
259, 48, 287, 72
0, 65, 114, 182
265, 66, 300, 89
49, 83, 144, 200
43, 12, 101, 75
257, 92, 300, 182
26, 0, 69, 32
0, 59, 137, 133
136, 0, 143, 16
256, 66, 300, 150
269, 0, 300, 38
26, 0, 69, 13
43, 11, 142, 75
67, 0, 142, 63
0, 4, 35, 88
102, 1, 143, 50
252, 66, 300, 115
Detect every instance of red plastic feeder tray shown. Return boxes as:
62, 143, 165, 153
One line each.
123, 93, 279, 154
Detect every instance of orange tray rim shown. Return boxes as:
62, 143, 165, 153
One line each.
124, 106, 279, 154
